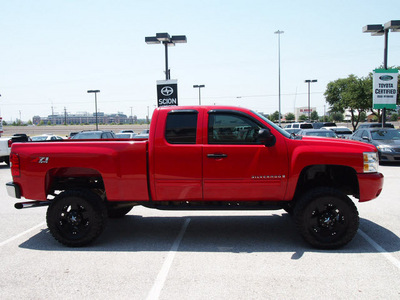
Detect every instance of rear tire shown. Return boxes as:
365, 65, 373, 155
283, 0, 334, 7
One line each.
294, 187, 359, 249
46, 190, 107, 247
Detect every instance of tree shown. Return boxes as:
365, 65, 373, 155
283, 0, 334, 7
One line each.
270, 111, 280, 122
311, 111, 319, 121
285, 113, 295, 121
299, 114, 308, 121
324, 74, 372, 130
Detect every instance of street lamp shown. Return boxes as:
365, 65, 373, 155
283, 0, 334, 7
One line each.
87, 90, 100, 130
363, 20, 400, 127
274, 30, 284, 127
305, 79, 317, 122
193, 85, 205, 105
145, 33, 187, 80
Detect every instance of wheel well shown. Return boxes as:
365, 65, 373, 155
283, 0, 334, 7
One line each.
294, 165, 359, 200
46, 167, 105, 197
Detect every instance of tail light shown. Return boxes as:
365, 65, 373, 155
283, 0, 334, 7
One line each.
10, 153, 20, 177
8, 139, 13, 148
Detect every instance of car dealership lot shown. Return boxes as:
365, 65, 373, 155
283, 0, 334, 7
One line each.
0, 164, 399, 299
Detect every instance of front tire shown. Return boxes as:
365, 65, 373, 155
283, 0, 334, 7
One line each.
46, 190, 107, 247
294, 187, 359, 249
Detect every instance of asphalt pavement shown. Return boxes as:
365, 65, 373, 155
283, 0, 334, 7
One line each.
0, 163, 399, 299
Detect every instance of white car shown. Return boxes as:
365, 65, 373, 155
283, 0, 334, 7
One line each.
31, 134, 64, 141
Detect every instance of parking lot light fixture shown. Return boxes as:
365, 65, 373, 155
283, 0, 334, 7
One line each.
87, 90, 100, 131
193, 85, 205, 105
363, 20, 400, 127
145, 33, 187, 80
305, 80, 317, 122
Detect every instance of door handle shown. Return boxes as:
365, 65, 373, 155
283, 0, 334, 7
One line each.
207, 153, 228, 159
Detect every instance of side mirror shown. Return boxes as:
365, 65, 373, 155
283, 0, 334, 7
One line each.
257, 128, 276, 147
362, 136, 370, 142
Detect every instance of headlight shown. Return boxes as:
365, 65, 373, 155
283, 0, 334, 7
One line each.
376, 145, 393, 153
363, 152, 379, 173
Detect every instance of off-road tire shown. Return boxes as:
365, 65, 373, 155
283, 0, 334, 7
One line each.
46, 190, 107, 247
294, 187, 359, 249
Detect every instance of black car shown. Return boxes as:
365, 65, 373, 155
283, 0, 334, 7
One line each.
71, 131, 116, 139
357, 122, 394, 129
351, 128, 400, 162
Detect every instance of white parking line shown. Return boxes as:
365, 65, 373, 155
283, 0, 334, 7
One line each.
146, 218, 191, 300
0, 222, 46, 247
358, 229, 400, 270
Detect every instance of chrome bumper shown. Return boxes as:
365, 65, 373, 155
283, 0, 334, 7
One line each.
6, 182, 21, 199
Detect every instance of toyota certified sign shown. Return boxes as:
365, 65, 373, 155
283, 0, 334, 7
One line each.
157, 80, 178, 107
373, 69, 398, 109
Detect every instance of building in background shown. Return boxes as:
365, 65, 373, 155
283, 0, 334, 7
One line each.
32, 112, 138, 125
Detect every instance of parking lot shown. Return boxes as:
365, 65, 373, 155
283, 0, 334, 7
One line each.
0, 163, 399, 299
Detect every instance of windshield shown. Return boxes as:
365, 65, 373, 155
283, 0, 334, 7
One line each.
371, 129, 400, 140
251, 111, 291, 138
31, 136, 48, 141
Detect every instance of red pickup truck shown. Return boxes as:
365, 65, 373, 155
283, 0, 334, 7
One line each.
6, 106, 383, 249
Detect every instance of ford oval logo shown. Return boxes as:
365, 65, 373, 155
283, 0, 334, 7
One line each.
379, 75, 393, 81
161, 86, 173, 96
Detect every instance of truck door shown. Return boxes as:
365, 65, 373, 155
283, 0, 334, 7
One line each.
203, 110, 288, 201
152, 110, 203, 201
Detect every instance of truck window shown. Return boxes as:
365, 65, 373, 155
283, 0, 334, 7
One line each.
165, 112, 198, 144
208, 113, 262, 144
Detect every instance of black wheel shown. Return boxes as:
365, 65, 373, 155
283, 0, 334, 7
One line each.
107, 205, 134, 218
46, 190, 107, 247
294, 187, 359, 249
5, 157, 10, 166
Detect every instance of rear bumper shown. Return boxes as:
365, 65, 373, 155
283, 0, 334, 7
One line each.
357, 172, 384, 202
6, 182, 21, 199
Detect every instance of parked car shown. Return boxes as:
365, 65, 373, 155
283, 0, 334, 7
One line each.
357, 123, 394, 129
284, 123, 313, 130
68, 132, 79, 139
322, 126, 352, 139
71, 131, 116, 139
31, 134, 64, 141
284, 128, 301, 135
120, 130, 135, 133
115, 132, 137, 139
312, 122, 336, 129
350, 128, 400, 162
297, 129, 337, 138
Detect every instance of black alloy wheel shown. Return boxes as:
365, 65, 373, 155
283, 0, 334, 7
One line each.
294, 187, 359, 249
46, 190, 107, 247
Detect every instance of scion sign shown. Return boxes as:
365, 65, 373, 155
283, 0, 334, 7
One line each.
157, 80, 178, 107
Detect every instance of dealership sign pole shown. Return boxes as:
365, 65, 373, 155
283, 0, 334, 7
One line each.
373, 69, 398, 110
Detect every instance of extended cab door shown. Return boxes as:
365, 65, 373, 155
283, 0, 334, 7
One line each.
152, 109, 203, 201
203, 110, 289, 201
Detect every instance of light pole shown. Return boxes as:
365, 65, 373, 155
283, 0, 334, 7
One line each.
305, 80, 317, 122
274, 30, 284, 127
193, 85, 205, 105
363, 20, 400, 127
87, 90, 100, 130
145, 33, 187, 80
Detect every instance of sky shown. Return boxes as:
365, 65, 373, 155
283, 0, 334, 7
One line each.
0, 0, 399, 122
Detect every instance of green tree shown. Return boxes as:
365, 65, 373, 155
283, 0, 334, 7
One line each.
285, 112, 295, 121
311, 111, 319, 121
299, 114, 308, 121
270, 111, 280, 122
324, 74, 371, 130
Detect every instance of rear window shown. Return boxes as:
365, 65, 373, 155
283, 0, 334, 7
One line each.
300, 123, 313, 129
165, 111, 198, 144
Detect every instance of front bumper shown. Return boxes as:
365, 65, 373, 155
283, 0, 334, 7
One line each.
357, 172, 384, 202
6, 182, 21, 199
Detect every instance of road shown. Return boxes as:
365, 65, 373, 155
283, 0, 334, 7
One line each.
0, 164, 399, 299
